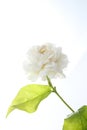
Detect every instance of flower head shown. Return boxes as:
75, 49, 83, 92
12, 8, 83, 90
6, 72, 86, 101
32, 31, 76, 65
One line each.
24, 43, 68, 81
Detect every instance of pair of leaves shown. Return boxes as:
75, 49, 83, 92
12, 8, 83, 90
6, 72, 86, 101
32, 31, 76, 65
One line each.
6, 84, 52, 117
63, 106, 87, 130
6, 84, 87, 130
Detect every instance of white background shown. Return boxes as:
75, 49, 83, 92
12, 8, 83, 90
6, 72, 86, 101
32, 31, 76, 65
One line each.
0, 0, 87, 130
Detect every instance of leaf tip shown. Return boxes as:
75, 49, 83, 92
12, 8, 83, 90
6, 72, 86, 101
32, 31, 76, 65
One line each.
6, 106, 14, 118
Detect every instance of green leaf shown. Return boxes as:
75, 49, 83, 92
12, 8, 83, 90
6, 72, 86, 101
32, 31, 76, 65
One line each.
6, 84, 52, 117
63, 105, 87, 130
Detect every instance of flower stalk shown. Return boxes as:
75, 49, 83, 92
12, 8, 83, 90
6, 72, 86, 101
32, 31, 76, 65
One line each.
46, 76, 75, 113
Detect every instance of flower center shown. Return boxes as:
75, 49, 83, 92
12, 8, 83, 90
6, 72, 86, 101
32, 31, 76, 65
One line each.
39, 45, 47, 54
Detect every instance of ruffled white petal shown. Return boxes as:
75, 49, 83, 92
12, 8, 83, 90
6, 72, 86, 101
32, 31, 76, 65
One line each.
23, 43, 68, 81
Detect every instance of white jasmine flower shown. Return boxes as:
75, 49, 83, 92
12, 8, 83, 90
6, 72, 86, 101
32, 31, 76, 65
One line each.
23, 43, 68, 81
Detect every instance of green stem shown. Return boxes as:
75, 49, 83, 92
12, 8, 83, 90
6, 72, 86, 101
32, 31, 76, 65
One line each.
46, 76, 75, 113
53, 87, 75, 113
